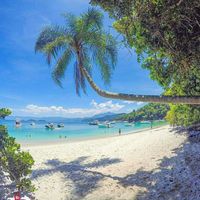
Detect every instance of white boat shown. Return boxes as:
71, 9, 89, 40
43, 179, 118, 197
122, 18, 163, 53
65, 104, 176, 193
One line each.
107, 123, 112, 128
110, 121, 116, 124
57, 123, 64, 128
98, 122, 112, 128
15, 119, 22, 128
89, 120, 99, 125
98, 123, 108, 128
45, 123, 55, 130
140, 121, 151, 124
30, 122, 35, 126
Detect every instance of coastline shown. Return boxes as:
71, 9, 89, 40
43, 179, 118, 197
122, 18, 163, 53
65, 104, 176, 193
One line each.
20, 124, 168, 147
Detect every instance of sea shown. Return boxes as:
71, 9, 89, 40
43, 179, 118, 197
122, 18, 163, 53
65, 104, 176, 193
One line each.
0, 120, 167, 143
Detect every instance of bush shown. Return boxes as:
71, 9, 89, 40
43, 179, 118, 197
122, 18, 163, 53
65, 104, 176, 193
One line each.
166, 105, 200, 127
0, 125, 35, 193
0, 108, 12, 119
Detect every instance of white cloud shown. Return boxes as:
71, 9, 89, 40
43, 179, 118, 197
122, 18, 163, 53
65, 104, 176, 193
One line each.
19, 100, 124, 118
123, 101, 144, 106
90, 100, 124, 111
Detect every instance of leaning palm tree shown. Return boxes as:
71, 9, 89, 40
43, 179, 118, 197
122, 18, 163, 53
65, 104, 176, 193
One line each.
35, 8, 200, 104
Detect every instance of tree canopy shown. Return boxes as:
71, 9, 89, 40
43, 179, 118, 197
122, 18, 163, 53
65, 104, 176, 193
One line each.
0, 108, 12, 119
91, 0, 200, 126
91, 0, 200, 88
118, 103, 169, 122
0, 126, 35, 193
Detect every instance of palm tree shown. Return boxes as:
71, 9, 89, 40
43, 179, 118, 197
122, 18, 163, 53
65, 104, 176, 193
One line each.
35, 8, 200, 105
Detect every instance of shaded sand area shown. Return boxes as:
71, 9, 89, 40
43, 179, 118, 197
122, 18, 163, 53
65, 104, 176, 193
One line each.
23, 126, 187, 200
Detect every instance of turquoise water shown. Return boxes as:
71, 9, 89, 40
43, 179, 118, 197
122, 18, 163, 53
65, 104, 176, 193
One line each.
0, 120, 167, 142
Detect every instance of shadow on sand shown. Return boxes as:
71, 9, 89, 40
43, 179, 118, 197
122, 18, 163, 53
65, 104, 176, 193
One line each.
31, 156, 122, 199
1, 127, 197, 200
31, 133, 200, 200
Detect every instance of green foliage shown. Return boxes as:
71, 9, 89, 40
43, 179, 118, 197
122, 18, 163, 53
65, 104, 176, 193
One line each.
35, 8, 118, 95
166, 104, 200, 127
0, 126, 35, 192
0, 108, 12, 119
91, 0, 200, 80
91, 0, 200, 126
164, 67, 200, 126
118, 103, 169, 122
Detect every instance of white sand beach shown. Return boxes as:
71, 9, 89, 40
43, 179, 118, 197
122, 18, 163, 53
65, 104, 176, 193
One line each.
23, 126, 187, 200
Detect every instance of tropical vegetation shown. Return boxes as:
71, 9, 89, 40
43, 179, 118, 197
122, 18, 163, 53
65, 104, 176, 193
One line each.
0, 108, 12, 119
90, 1, 200, 126
0, 125, 35, 194
36, 8, 200, 106
118, 103, 169, 122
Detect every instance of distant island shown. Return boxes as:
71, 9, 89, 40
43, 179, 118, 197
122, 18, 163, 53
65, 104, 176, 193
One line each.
4, 103, 169, 124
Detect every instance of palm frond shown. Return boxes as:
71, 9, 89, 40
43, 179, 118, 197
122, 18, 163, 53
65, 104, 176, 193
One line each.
35, 25, 64, 52
86, 31, 117, 84
96, 49, 112, 84
82, 8, 103, 29
52, 48, 73, 87
74, 61, 86, 95
35, 26, 69, 65
80, 46, 92, 75
105, 34, 118, 69
62, 13, 79, 38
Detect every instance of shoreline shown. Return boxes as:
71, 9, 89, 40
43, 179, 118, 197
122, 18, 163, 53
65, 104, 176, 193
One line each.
20, 124, 168, 147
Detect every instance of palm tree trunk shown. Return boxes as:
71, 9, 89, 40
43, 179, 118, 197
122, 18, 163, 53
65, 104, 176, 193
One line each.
81, 66, 200, 105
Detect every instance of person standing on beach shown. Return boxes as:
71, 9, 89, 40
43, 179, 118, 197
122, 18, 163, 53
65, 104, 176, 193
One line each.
150, 120, 153, 129
119, 128, 121, 136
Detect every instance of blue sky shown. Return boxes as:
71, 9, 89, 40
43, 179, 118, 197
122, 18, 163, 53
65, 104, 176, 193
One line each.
0, 0, 162, 118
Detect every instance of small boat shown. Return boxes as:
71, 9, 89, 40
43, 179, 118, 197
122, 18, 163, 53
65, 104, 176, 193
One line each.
89, 120, 99, 125
45, 123, 55, 130
98, 123, 108, 128
30, 122, 35, 126
110, 121, 116, 124
57, 123, 64, 128
140, 121, 151, 124
15, 119, 22, 128
98, 122, 112, 128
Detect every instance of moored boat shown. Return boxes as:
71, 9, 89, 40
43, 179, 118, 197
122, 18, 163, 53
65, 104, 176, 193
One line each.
98, 123, 108, 128
89, 120, 99, 125
30, 122, 36, 126
15, 119, 22, 128
57, 123, 64, 128
45, 123, 55, 130
140, 121, 151, 124
98, 122, 112, 128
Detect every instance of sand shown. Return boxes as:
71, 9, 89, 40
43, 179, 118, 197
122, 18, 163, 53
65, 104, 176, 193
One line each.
23, 125, 186, 200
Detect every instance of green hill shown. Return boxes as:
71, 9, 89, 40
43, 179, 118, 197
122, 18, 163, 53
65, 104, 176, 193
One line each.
117, 103, 170, 122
